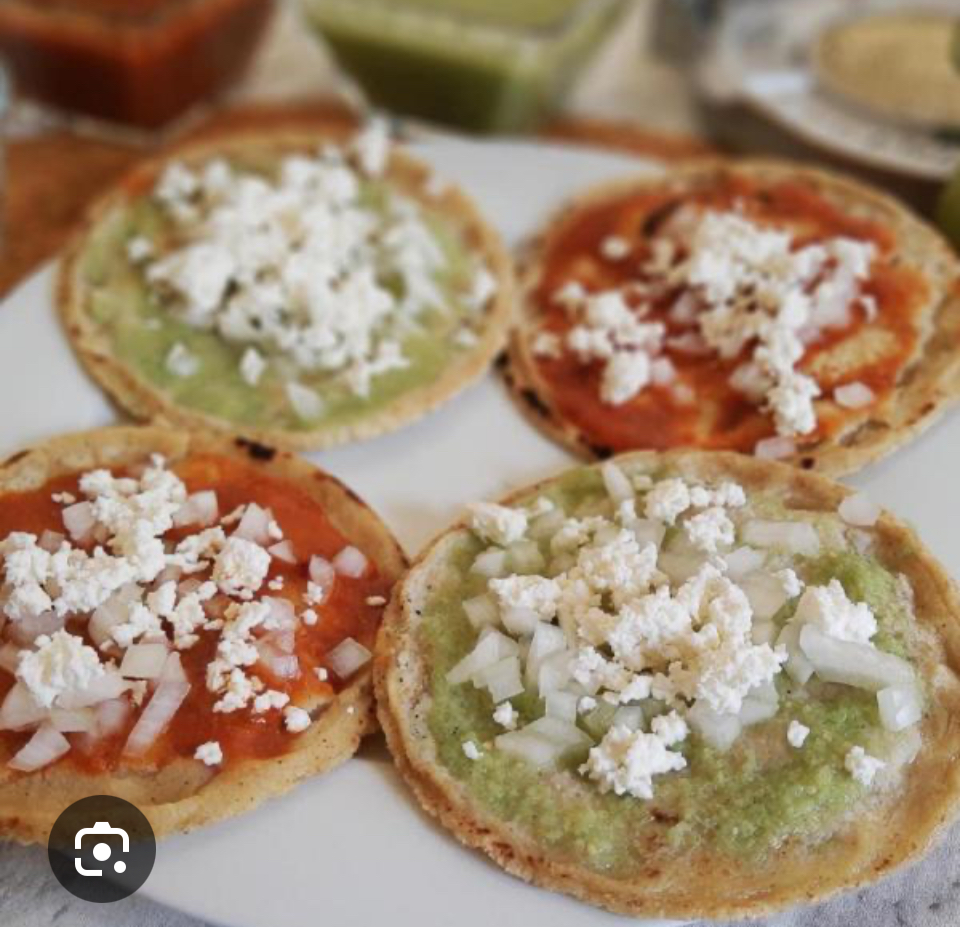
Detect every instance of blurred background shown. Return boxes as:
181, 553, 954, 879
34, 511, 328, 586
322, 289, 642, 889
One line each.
0, 0, 959, 303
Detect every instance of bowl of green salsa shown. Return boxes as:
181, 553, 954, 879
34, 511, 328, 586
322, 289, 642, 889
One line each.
301, 0, 628, 133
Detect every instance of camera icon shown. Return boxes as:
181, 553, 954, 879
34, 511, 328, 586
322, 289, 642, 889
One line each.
74, 821, 130, 877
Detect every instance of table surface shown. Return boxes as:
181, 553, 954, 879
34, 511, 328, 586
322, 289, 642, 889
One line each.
1, 3, 958, 927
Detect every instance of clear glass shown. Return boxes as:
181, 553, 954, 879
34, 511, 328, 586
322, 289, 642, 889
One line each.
301, 0, 629, 134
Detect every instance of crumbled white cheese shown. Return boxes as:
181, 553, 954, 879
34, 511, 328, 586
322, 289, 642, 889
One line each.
793, 579, 877, 644
283, 705, 312, 733
252, 689, 289, 714
467, 502, 527, 546
492, 702, 518, 730
302, 608, 319, 626
787, 720, 810, 748
684, 506, 734, 553
488, 575, 560, 621
462, 740, 482, 761
776, 568, 804, 599
16, 630, 106, 709
194, 740, 223, 766
845, 745, 886, 787
644, 479, 691, 525
535, 208, 876, 436
212, 537, 271, 600
141, 134, 491, 411
582, 719, 688, 799
366, 595, 387, 607
314, 667, 329, 682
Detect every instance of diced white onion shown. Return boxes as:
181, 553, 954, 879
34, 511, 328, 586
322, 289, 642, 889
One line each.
751, 620, 778, 646
538, 649, 573, 697
462, 594, 499, 630
89, 594, 131, 649
50, 708, 96, 733
333, 546, 368, 578
38, 530, 65, 553
268, 540, 297, 564
631, 519, 666, 550
94, 698, 131, 738
525, 716, 591, 753
650, 357, 677, 386
834, 382, 875, 409
742, 520, 820, 557
59, 670, 130, 710
884, 725, 922, 772
500, 606, 540, 638
546, 690, 580, 724
877, 684, 923, 732
261, 625, 296, 655
122, 654, 190, 756
286, 382, 324, 421
666, 331, 710, 355
751, 679, 780, 705
798, 624, 915, 691
494, 729, 566, 768
328, 637, 373, 678
475, 656, 524, 703
8, 610, 65, 647
528, 509, 565, 541
755, 436, 796, 460
506, 540, 545, 574
612, 705, 644, 731
8, 723, 70, 771
447, 630, 518, 685
152, 565, 183, 587
524, 623, 566, 689
263, 596, 297, 632
234, 503, 272, 545
0, 682, 47, 731
776, 622, 815, 686
308, 555, 336, 601
119, 643, 169, 680
740, 572, 788, 621
688, 701, 742, 751
658, 551, 707, 584
723, 546, 766, 579
257, 641, 300, 679
737, 696, 779, 727
600, 462, 634, 503
173, 490, 219, 528
838, 492, 881, 528
62, 501, 96, 542
471, 548, 509, 578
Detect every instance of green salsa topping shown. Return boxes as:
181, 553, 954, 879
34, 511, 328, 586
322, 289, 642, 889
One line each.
75, 151, 488, 433
416, 466, 924, 871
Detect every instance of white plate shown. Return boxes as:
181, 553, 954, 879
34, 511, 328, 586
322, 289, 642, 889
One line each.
0, 137, 669, 927
3, 135, 960, 927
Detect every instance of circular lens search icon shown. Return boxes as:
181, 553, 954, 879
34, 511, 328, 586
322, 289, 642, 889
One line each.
48, 796, 156, 903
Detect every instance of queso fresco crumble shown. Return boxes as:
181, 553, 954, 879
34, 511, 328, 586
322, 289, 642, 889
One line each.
446, 461, 923, 802
0, 455, 380, 773
532, 208, 878, 452
125, 121, 497, 421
